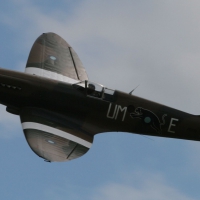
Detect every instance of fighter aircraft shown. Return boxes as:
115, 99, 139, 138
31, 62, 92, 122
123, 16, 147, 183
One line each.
0, 32, 199, 162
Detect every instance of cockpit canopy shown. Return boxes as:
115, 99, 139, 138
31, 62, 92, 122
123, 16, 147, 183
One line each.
73, 80, 115, 101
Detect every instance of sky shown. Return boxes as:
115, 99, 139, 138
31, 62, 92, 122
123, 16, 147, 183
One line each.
0, 0, 200, 199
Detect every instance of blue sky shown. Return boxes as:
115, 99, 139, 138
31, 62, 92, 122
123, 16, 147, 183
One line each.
1, 0, 200, 199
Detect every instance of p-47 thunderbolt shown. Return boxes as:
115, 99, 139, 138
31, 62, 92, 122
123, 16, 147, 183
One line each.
0, 33, 199, 162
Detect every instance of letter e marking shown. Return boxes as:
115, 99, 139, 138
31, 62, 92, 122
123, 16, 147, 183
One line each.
168, 118, 179, 133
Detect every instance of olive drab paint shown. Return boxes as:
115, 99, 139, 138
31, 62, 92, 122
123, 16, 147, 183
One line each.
0, 32, 199, 162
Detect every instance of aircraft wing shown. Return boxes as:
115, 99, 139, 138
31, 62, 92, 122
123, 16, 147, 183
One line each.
20, 33, 92, 162
20, 108, 92, 162
25, 32, 88, 83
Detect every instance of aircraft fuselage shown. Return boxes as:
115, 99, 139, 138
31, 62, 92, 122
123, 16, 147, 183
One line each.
1, 68, 200, 143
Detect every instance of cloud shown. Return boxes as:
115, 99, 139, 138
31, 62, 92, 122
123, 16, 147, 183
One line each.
91, 171, 196, 200
2, 0, 200, 97
43, 170, 197, 200
0, 1, 200, 200
0, 0, 200, 137
1, 0, 200, 136
0, 0, 199, 144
